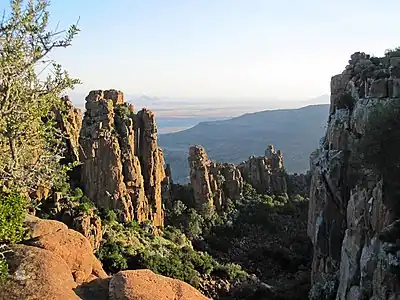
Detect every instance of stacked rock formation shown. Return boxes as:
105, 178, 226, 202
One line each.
79, 90, 167, 226
238, 144, 287, 195
308, 51, 400, 300
188, 145, 243, 213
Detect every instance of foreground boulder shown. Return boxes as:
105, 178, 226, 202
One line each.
24, 215, 107, 284
109, 270, 209, 300
0, 245, 80, 300
1, 216, 209, 300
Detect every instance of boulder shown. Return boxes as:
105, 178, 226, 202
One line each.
1, 244, 80, 300
109, 269, 209, 300
24, 215, 107, 284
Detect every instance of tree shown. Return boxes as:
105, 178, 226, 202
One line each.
0, 0, 80, 193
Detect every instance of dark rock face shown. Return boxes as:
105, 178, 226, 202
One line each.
308, 51, 400, 300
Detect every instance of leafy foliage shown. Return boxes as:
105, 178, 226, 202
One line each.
309, 273, 338, 300
0, 192, 26, 243
96, 211, 249, 292
358, 101, 400, 177
0, 0, 80, 192
355, 100, 400, 214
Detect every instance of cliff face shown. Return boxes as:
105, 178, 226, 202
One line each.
238, 144, 287, 195
308, 51, 400, 300
188, 145, 243, 213
79, 90, 166, 227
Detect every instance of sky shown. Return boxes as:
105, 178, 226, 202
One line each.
3, 0, 400, 103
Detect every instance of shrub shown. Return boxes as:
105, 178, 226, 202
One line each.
294, 194, 305, 202
309, 273, 338, 300
213, 263, 248, 280
0, 192, 26, 243
96, 239, 129, 273
359, 101, 400, 175
357, 100, 400, 213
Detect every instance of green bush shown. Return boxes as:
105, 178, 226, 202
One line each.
0, 192, 26, 243
96, 239, 129, 273
214, 263, 248, 280
293, 194, 305, 202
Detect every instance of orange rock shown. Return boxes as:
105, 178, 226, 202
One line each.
25, 216, 107, 284
0, 245, 80, 300
109, 269, 210, 300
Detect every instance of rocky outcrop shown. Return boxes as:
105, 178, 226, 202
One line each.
79, 90, 166, 226
308, 50, 400, 299
134, 108, 166, 227
2, 216, 209, 300
109, 269, 209, 300
24, 215, 107, 283
1, 216, 107, 300
188, 145, 243, 213
288, 172, 312, 197
238, 144, 287, 195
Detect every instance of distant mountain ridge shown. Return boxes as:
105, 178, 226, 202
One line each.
159, 104, 330, 183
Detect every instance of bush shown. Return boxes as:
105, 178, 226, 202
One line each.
96, 239, 129, 273
213, 263, 248, 280
309, 273, 338, 300
294, 194, 305, 202
360, 101, 400, 174
0, 192, 26, 243
358, 101, 400, 213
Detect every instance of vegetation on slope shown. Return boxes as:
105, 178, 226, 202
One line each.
92, 180, 311, 299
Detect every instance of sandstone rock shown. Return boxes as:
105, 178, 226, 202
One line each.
188, 145, 214, 212
135, 109, 166, 227
1, 244, 80, 300
80, 90, 134, 221
188, 145, 243, 213
24, 216, 107, 284
288, 172, 311, 197
109, 269, 209, 300
238, 145, 287, 195
72, 211, 103, 250
79, 90, 167, 226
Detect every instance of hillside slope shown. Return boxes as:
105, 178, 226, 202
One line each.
159, 104, 329, 183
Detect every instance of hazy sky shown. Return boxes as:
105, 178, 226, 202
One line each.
4, 0, 400, 102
